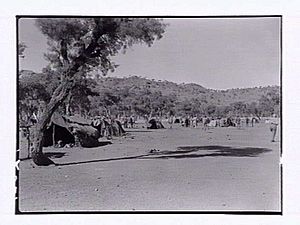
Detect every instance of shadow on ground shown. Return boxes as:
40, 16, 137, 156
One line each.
54, 145, 272, 167
149, 145, 272, 159
56, 154, 151, 167
44, 152, 66, 159
126, 130, 153, 133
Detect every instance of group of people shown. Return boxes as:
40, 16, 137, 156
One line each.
268, 114, 280, 142
91, 115, 125, 139
120, 115, 136, 129
165, 114, 279, 142
166, 115, 259, 129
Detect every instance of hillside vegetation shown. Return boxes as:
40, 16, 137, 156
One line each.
97, 75, 279, 105
19, 71, 280, 121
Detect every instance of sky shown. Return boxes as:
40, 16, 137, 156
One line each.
19, 17, 280, 90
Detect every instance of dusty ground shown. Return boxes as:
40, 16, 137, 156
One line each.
18, 122, 281, 212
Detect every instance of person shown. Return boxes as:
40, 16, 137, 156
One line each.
129, 115, 134, 128
246, 117, 249, 127
269, 114, 279, 142
29, 112, 38, 125
216, 118, 220, 127
203, 116, 210, 131
185, 116, 190, 128
123, 116, 128, 128
106, 116, 113, 139
251, 117, 256, 127
236, 116, 241, 129
144, 114, 149, 128
192, 116, 198, 128
168, 115, 174, 129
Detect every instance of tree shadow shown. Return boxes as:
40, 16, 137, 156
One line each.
81, 140, 113, 148
19, 152, 67, 161
44, 152, 66, 159
148, 145, 272, 159
56, 153, 151, 167
95, 141, 113, 146
54, 145, 272, 167
126, 130, 153, 133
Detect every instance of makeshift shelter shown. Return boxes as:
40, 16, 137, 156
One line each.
147, 118, 165, 129
91, 118, 125, 137
208, 120, 217, 127
220, 118, 228, 127
252, 117, 260, 123
43, 113, 100, 148
111, 120, 126, 136
43, 113, 75, 147
174, 118, 181, 123
226, 118, 236, 127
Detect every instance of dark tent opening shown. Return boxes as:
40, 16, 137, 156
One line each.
226, 118, 236, 127
44, 123, 75, 147
147, 118, 165, 129
174, 118, 180, 123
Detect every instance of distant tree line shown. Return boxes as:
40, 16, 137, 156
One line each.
19, 72, 280, 123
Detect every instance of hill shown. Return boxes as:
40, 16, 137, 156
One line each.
96, 75, 279, 106
19, 71, 280, 118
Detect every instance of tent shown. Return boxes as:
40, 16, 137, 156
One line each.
43, 113, 75, 147
226, 118, 236, 127
208, 120, 217, 127
147, 118, 165, 129
111, 120, 126, 136
43, 113, 100, 148
174, 118, 181, 123
91, 118, 126, 137
219, 118, 227, 127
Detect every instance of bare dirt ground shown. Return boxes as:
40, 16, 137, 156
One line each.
18, 122, 281, 212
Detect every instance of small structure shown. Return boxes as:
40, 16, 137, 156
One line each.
174, 118, 181, 124
208, 120, 217, 127
43, 113, 101, 148
147, 118, 165, 129
91, 118, 125, 137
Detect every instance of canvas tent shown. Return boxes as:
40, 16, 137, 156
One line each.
43, 113, 100, 148
147, 118, 165, 129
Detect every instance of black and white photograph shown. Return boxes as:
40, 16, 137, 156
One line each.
17, 16, 281, 213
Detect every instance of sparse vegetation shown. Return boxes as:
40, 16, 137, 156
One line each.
19, 72, 280, 120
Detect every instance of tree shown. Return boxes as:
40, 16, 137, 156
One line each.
258, 90, 280, 116
31, 18, 166, 165
215, 105, 232, 117
247, 101, 260, 117
18, 42, 27, 58
230, 101, 247, 115
19, 71, 52, 123
67, 78, 99, 116
205, 105, 217, 116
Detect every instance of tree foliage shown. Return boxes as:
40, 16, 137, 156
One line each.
36, 18, 166, 77
18, 42, 27, 58
20, 72, 281, 124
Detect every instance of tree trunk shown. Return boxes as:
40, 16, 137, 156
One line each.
26, 126, 31, 159
65, 92, 72, 116
31, 79, 74, 166
52, 124, 56, 147
31, 20, 108, 166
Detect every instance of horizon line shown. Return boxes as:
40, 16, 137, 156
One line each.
19, 69, 280, 91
